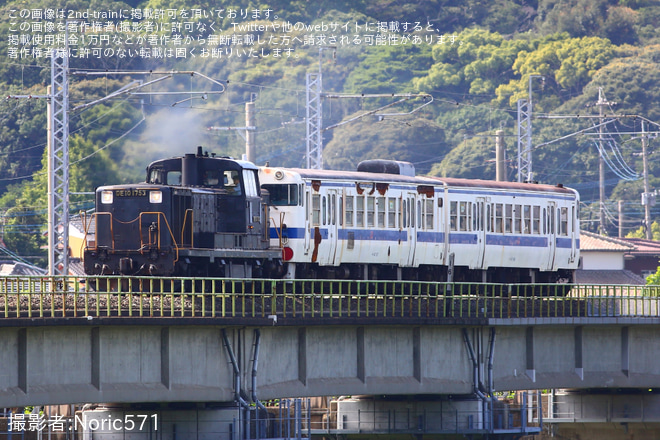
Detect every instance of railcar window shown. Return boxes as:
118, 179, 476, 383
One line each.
514, 205, 522, 233
322, 196, 327, 225
450, 201, 457, 231
543, 208, 547, 234
504, 204, 513, 233
523, 205, 531, 234
533, 206, 540, 234
560, 207, 568, 236
331, 194, 336, 225
356, 196, 365, 227
404, 199, 409, 228
411, 199, 415, 228
472, 203, 477, 231
550, 208, 555, 235
367, 196, 375, 227
572, 206, 576, 234
495, 204, 503, 233
486, 204, 492, 232
459, 201, 468, 231
312, 194, 321, 226
346, 196, 354, 226
417, 201, 422, 229
339, 196, 343, 226
262, 184, 299, 206
377, 197, 385, 228
388, 198, 396, 228
425, 199, 434, 230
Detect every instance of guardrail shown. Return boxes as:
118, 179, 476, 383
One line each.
0, 276, 658, 320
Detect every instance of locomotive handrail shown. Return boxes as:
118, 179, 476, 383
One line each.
82, 212, 114, 251
181, 209, 194, 248
137, 212, 180, 264
270, 212, 286, 247
0, 276, 659, 320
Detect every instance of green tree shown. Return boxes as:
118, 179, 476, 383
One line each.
413, 28, 535, 98
495, 35, 617, 106
627, 221, 660, 241
429, 133, 504, 180
536, 0, 611, 37
323, 114, 448, 174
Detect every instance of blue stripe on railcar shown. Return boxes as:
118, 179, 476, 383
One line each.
447, 233, 479, 245
417, 231, 445, 243
270, 227, 306, 239
486, 235, 548, 247
556, 237, 574, 248
270, 228, 577, 251
338, 229, 407, 241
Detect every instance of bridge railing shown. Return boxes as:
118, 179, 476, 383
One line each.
0, 276, 658, 320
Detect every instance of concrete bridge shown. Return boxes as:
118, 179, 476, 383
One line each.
1, 316, 660, 408
1, 277, 659, 409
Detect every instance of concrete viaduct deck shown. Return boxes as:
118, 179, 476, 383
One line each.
1, 317, 660, 407
0, 277, 659, 407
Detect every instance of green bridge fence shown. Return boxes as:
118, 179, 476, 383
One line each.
0, 276, 658, 320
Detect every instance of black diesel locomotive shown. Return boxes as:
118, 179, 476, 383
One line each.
83, 147, 283, 278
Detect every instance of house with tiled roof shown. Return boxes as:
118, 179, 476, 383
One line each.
576, 231, 645, 285
618, 237, 660, 280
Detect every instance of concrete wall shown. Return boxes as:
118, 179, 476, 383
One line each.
1, 321, 660, 407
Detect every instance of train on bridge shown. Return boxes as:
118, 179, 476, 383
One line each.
83, 147, 579, 285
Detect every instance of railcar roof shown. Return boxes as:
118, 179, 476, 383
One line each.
272, 168, 577, 195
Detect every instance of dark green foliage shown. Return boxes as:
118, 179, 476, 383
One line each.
1, 0, 660, 262
323, 114, 448, 175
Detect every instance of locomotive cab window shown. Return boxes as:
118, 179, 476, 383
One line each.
262, 184, 300, 206
149, 169, 181, 186
203, 170, 220, 186
167, 171, 181, 186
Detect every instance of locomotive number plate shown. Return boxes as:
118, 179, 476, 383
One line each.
115, 189, 147, 197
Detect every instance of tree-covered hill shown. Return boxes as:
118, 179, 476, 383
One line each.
1, 0, 660, 262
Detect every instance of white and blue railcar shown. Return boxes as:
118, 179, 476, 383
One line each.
259, 160, 579, 284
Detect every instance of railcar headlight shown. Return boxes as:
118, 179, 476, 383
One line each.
149, 190, 163, 204
101, 190, 113, 204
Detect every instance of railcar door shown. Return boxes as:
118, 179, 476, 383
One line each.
545, 202, 557, 271
404, 192, 417, 266
304, 187, 312, 256
475, 197, 487, 268
326, 189, 339, 265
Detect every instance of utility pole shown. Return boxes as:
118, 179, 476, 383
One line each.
641, 121, 653, 239
595, 88, 615, 235
245, 101, 256, 163
208, 102, 257, 162
495, 129, 506, 182
618, 200, 624, 238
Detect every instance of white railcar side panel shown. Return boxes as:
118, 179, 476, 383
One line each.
260, 166, 580, 279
